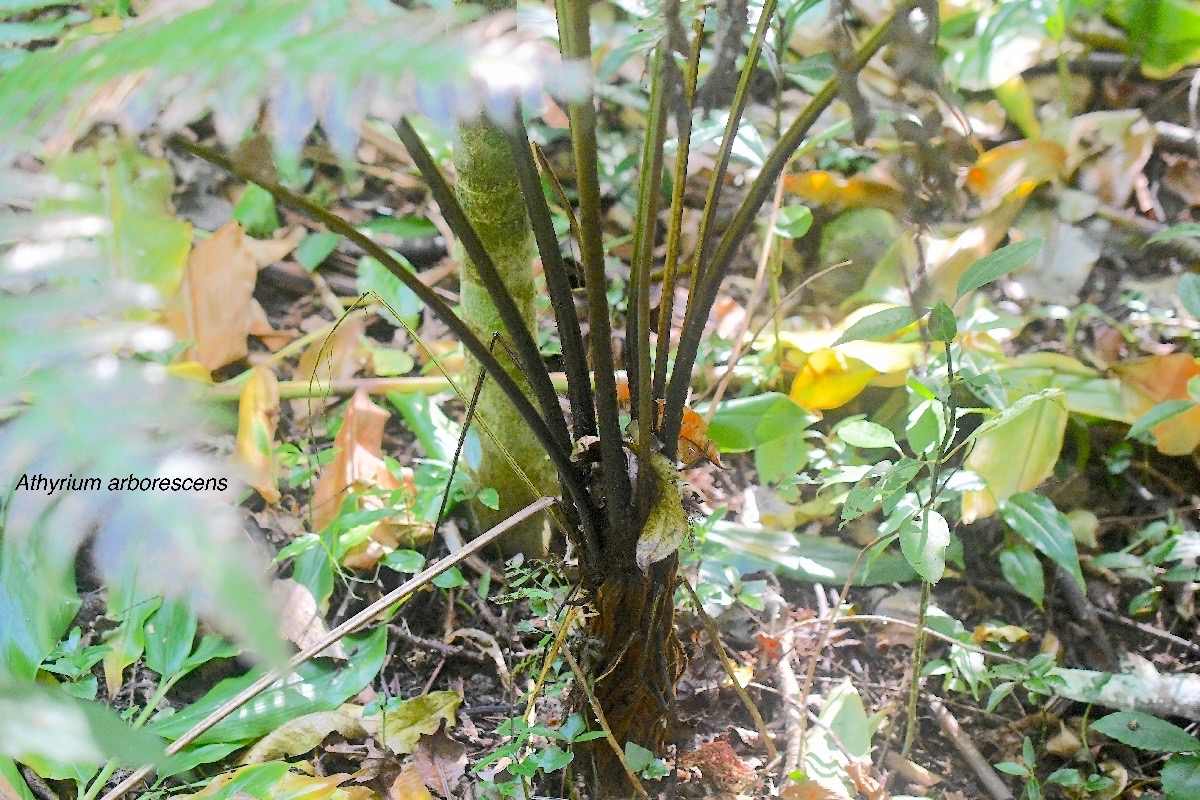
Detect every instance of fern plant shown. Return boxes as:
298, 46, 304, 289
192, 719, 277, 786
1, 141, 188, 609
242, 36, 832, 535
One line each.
2, 0, 918, 795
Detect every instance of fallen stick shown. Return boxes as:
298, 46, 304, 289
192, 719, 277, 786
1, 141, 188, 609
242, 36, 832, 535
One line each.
928, 695, 1014, 800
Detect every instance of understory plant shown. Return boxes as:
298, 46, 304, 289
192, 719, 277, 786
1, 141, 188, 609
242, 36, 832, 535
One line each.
2, 0, 932, 795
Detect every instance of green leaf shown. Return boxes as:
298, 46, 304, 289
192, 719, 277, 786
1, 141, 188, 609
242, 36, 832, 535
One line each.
898, 510, 949, 583
624, 742, 654, 772
0, 756, 35, 800
433, 567, 467, 589
534, 745, 573, 772
704, 393, 816, 453
0, 683, 170, 777
1090, 712, 1200, 753
929, 301, 957, 342
832, 305, 919, 347
999, 544, 1044, 609
1128, 398, 1198, 440
1164, 754, 1200, 800
967, 389, 1063, 443
837, 419, 899, 451
955, 238, 1044, 300
754, 433, 811, 484
101, 574, 162, 697
772, 205, 813, 239
294, 231, 340, 272
148, 626, 386, 745
143, 597, 198, 680
42, 140, 191, 299
476, 487, 500, 510
1000, 493, 1084, 591
358, 254, 420, 329
233, 183, 280, 237
1148, 223, 1200, 245
359, 214, 439, 239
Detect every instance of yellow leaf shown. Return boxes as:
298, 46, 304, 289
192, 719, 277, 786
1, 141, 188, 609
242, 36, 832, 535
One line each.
241, 707, 366, 764
965, 139, 1067, 207
961, 389, 1068, 522
164, 361, 212, 382
234, 366, 281, 504
366, 691, 460, 757
783, 170, 906, 213
388, 765, 434, 800
790, 348, 878, 411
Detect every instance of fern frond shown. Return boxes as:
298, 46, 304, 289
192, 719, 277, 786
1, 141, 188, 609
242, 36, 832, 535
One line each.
0, 0, 582, 163
0, 166, 283, 677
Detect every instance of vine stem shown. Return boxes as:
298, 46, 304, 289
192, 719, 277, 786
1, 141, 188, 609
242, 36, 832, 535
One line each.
97, 497, 556, 800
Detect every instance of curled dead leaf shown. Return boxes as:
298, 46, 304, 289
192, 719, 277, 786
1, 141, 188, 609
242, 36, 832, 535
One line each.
635, 452, 690, 572
1113, 353, 1200, 456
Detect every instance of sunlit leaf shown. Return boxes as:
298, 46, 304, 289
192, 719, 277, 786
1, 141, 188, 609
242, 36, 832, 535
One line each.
241, 706, 366, 764
837, 420, 899, 451
367, 691, 460, 756
961, 389, 1067, 522
704, 393, 817, 453
898, 510, 949, 583
234, 366, 281, 504
964, 141, 1065, 207
1147, 223, 1200, 246
782, 170, 906, 213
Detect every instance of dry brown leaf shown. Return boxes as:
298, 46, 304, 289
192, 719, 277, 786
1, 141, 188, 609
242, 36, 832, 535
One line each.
234, 365, 281, 504
882, 752, 942, 787
1112, 353, 1200, 455
413, 728, 467, 798
242, 225, 304, 267
295, 314, 366, 389
247, 299, 296, 351
166, 220, 258, 372
388, 766, 434, 800
779, 779, 844, 800
310, 389, 428, 568
679, 739, 754, 793
271, 578, 348, 658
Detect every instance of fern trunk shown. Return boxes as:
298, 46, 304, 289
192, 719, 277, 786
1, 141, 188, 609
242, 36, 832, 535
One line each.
453, 105, 555, 555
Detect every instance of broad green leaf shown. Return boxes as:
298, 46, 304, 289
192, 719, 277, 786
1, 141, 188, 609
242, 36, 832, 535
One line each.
1128, 398, 1199, 440
999, 544, 1044, 609
837, 419, 899, 451
371, 691, 460, 756
772, 205, 813, 239
624, 742, 655, 772
704, 393, 816, 453
754, 432, 811, 484
832, 305, 919, 347
906, 400, 945, 456
143, 597, 198, 680
233, 183, 280, 237
358, 254, 420, 329
929, 301, 957, 342
0, 683, 170, 778
148, 625, 386, 745
1000, 493, 1084, 591
1147, 223, 1200, 245
360, 214, 439, 239
1164, 754, 1200, 800
898, 510, 949, 583
955, 237, 1044, 300
102, 572, 163, 697
0, 513, 79, 681
388, 392, 462, 464
1090, 712, 1200, 753
0, 756, 35, 800
1171, 275, 1200, 319
294, 231, 340, 272
42, 140, 191, 299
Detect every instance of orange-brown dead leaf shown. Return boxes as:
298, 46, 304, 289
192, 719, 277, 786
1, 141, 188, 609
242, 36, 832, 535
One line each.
614, 378, 722, 467
845, 760, 887, 800
1112, 353, 1200, 455
234, 365, 281, 504
388, 765, 434, 800
779, 779, 845, 800
310, 389, 428, 569
165, 221, 259, 372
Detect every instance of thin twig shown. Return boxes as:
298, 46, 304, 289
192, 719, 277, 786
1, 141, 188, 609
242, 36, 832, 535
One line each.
98, 497, 556, 800
682, 580, 778, 760
928, 695, 1014, 800
561, 647, 651, 800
